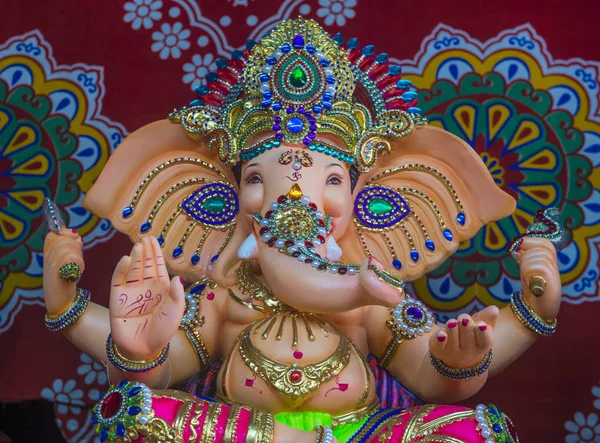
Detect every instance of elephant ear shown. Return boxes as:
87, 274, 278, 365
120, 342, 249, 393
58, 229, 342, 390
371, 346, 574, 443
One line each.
339, 125, 516, 282
83, 119, 245, 284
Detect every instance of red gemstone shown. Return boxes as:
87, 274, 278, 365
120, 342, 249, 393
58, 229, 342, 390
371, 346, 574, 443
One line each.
265, 211, 273, 219
278, 195, 287, 204
206, 292, 215, 300
309, 202, 317, 211
267, 237, 277, 247
304, 241, 313, 248
318, 220, 325, 227
284, 240, 295, 247
505, 416, 519, 441
317, 235, 325, 243
305, 258, 313, 264
338, 266, 347, 275
260, 227, 269, 235
100, 391, 123, 419
290, 370, 303, 383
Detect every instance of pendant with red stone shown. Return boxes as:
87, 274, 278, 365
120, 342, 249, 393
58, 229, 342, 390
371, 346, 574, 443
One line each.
289, 370, 303, 383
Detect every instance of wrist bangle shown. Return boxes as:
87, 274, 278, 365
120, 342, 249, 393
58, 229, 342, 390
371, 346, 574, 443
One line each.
314, 425, 334, 443
510, 291, 557, 336
429, 350, 492, 380
106, 333, 169, 373
44, 288, 90, 332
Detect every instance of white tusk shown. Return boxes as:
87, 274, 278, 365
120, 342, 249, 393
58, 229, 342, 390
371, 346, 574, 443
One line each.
326, 236, 343, 261
237, 233, 258, 259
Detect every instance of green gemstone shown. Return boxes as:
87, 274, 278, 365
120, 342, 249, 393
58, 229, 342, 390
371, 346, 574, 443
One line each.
289, 66, 308, 88
368, 198, 393, 215
202, 196, 226, 213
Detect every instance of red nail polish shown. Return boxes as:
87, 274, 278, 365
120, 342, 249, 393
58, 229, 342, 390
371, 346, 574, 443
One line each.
448, 321, 457, 329
72, 229, 78, 234
437, 335, 446, 342
179, 277, 184, 285
479, 325, 488, 331
462, 318, 470, 326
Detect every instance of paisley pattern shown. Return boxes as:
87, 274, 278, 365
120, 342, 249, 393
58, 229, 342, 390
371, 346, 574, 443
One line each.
0, 31, 127, 334
398, 24, 600, 317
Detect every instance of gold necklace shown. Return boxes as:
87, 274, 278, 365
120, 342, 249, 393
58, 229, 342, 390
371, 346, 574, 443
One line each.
235, 261, 285, 314
238, 319, 351, 407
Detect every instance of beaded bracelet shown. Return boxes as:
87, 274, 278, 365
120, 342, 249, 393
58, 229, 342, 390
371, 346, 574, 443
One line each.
510, 291, 557, 336
44, 288, 91, 332
106, 334, 169, 373
429, 350, 492, 381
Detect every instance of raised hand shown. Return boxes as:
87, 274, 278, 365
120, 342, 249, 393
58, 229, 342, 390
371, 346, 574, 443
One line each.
43, 227, 84, 316
429, 307, 499, 369
109, 236, 185, 361
516, 237, 561, 321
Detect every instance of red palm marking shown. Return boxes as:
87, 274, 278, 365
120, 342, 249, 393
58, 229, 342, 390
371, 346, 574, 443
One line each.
118, 294, 128, 307
285, 171, 302, 182
124, 290, 154, 317
324, 376, 349, 397
126, 280, 140, 284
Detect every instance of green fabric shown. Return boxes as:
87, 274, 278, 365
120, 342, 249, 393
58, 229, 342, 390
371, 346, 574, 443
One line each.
274, 411, 368, 443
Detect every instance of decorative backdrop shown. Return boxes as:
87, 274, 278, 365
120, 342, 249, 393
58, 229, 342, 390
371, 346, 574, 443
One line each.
1, 1, 599, 442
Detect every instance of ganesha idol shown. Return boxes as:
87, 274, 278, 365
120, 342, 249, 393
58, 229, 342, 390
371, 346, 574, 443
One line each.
42, 18, 569, 443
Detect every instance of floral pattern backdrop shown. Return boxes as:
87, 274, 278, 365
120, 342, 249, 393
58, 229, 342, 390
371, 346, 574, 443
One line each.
1, 1, 599, 442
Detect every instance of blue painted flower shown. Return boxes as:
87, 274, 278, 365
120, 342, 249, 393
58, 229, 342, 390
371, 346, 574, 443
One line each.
151, 22, 191, 60
77, 353, 108, 386
317, 0, 357, 27
41, 379, 85, 415
593, 385, 600, 410
565, 412, 600, 442
123, 0, 162, 30
183, 53, 215, 91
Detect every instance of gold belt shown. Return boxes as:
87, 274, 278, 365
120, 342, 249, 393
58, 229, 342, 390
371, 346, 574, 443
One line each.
331, 399, 380, 427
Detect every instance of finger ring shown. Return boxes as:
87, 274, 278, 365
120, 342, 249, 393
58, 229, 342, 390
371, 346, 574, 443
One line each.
528, 275, 546, 297
59, 262, 82, 282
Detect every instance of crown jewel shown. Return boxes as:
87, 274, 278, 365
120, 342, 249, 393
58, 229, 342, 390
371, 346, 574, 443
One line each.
169, 18, 426, 172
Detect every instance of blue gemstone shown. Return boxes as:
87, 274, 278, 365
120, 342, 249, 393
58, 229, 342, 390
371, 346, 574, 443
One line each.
326, 76, 336, 84
406, 306, 423, 321
140, 222, 151, 232
215, 58, 228, 69
211, 254, 219, 262
492, 423, 502, 433
332, 33, 344, 45
292, 34, 305, 49
128, 406, 142, 416
401, 91, 418, 102
392, 259, 402, 269
116, 423, 126, 437
362, 45, 375, 56
231, 49, 244, 60
246, 39, 257, 50
347, 37, 359, 49
410, 250, 419, 262
281, 43, 291, 53
322, 100, 332, 110
286, 117, 304, 133
190, 99, 204, 106
263, 90, 272, 99
100, 428, 109, 442
128, 386, 142, 396
157, 236, 164, 246
261, 99, 272, 108
122, 206, 133, 218
388, 65, 402, 75
320, 59, 330, 67
322, 92, 332, 101
173, 247, 182, 258
408, 107, 422, 114
272, 102, 282, 111
191, 254, 200, 265
206, 72, 218, 82
396, 79, 412, 89
191, 284, 206, 295
306, 45, 316, 53
118, 379, 128, 388
375, 53, 388, 63
456, 212, 466, 225
195, 84, 209, 95
425, 239, 435, 251
266, 57, 277, 65
260, 73, 270, 82
312, 105, 323, 114
92, 414, 99, 424
443, 229, 453, 241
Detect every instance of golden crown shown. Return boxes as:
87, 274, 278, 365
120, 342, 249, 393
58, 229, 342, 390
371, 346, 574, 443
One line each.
169, 17, 426, 172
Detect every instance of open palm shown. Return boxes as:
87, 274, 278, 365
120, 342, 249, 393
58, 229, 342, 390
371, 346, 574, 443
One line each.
109, 236, 185, 360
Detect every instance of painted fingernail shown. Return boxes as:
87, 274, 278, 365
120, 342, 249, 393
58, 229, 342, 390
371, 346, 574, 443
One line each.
448, 321, 458, 329
72, 229, 78, 234
479, 325, 488, 331
437, 335, 446, 342
179, 277, 184, 285
462, 318, 470, 326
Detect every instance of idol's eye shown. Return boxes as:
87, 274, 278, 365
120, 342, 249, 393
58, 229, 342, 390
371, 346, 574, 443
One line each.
326, 176, 342, 185
246, 175, 263, 184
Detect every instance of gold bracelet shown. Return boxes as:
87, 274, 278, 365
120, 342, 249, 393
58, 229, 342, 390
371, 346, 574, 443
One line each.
257, 411, 275, 443
509, 291, 557, 336
106, 334, 169, 373
224, 404, 241, 443
44, 288, 90, 332
246, 409, 261, 443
